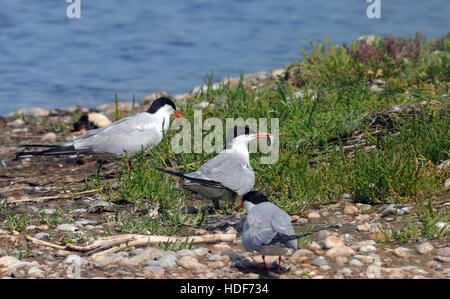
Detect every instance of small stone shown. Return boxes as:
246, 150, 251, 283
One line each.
63, 254, 83, 265
193, 247, 209, 256
158, 254, 178, 268
41, 132, 57, 142
28, 266, 45, 278
143, 266, 165, 275
344, 204, 358, 215
369, 79, 385, 92
209, 261, 226, 270
0, 256, 21, 268
193, 229, 208, 235
272, 69, 285, 76
359, 245, 377, 254
56, 250, 71, 257
429, 263, 442, 270
357, 35, 377, 45
311, 256, 328, 266
337, 268, 352, 275
208, 253, 229, 262
92, 253, 123, 267
411, 268, 429, 275
349, 259, 364, 267
393, 247, 409, 259
386, 268, 405, 279
435, 247, 450, 257
128, 248, 144, 256
224, 226, 238, 235
436, 222, 449, 230
35, 224, 48, 231
290, 249, 314, 259
378, 204, 406, 217
323, 236, 344, 249
437, 160, 450, 170
357, 223, 371, 232
355, 214, 370, 222
417, 242, 434, 255
88, 200, 116, 213
177, 249, 195, 256
325, 245, 356, 259
297, 218, 309, 224
335, 256, 348, 266
212, 244, 231, 251
40, 208, 56, 215
220, 251, 240, 262
353, 255, 372, 264
29, 107, 50, 117
308, 241, 322, 251
291, 215, 300, 222
122, 247, 164, 266
435, 256, 450, 263
444, 179, 450, 190
56, 224, 78, 232
315, 230, 332, 240
319, 265, 332, 271
177, 256, 208, 273
33, 232, 51, 240
356, 203, 372, 213
308, 212, 321, 222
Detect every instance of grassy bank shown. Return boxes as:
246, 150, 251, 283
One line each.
76, 33, 448, 235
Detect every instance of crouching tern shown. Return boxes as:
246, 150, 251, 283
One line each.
15, 97, 185, 158
154, 126, 272, 209
241, 191, 311, 273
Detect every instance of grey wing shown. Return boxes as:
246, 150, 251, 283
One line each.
242, 202, 295, 252
265, 202, 297, 249
186, 152, 255, 195
73, 113, 162, 154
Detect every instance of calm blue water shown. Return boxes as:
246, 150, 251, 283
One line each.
0, 0, 449, 115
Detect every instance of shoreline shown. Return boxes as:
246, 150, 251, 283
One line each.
0, 33, 448, 279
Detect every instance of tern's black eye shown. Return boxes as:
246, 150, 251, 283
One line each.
147, 97, 176, 114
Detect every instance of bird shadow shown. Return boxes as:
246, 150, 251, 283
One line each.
232, 259, 290, 279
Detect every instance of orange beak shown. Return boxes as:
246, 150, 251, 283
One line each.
174, 111, 185, 119
253, 132, 272, 139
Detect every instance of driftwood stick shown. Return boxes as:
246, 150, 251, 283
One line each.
25, 235, 66, 250
92, 234, 236, 258
65, 234, 144, 252
26, 233, 236, 257
7, 188, 101, 203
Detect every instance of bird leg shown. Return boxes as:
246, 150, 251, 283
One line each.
276, 256, 282, 273
262, 256, 268, 270
212, 200, 220, 210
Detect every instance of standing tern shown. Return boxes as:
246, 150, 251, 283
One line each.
15, 97, 185, 158
241, 191, 311, 273
154, 126, 272, 208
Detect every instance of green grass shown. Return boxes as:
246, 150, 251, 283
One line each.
0, 200, 70, 232
87, 33, 449, 235
378, 200, 448, 243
